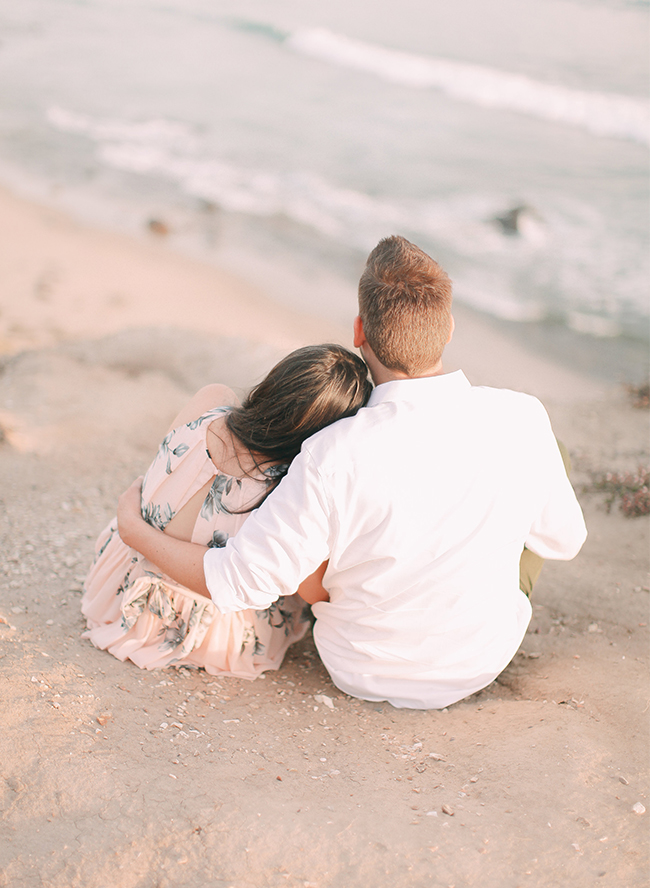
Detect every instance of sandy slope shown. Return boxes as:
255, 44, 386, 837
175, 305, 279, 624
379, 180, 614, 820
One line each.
0, 188, 648, 887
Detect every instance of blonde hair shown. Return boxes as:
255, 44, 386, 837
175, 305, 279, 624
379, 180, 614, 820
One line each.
358, 235, 453, 376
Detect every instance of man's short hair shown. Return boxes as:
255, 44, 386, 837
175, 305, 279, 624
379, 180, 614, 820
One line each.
358, 235, 453, 376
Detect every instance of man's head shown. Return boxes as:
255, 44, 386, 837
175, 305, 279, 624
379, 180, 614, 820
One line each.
357, 235, 453, 377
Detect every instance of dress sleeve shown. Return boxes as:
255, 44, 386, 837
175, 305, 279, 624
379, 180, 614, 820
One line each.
203, 449, 331, 613
524, 404, 587, 561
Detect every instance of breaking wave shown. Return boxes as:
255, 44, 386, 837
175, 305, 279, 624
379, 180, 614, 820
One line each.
284, 27, 649, 145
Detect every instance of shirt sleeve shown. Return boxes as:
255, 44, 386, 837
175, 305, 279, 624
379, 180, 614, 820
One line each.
203, 448, 332, 613
524, 405, 587, 561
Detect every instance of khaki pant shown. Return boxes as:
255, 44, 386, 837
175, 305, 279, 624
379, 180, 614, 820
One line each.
519, 440, 571, 598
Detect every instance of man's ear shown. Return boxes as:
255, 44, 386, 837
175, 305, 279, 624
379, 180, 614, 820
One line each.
446, 314, 455, 344
353, 315, 366, 349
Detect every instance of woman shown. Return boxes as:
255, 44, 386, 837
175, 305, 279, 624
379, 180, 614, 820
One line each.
81, 344, 371, 677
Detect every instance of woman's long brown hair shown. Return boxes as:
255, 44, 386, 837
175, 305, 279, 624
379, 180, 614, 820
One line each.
225, 344, 372, 504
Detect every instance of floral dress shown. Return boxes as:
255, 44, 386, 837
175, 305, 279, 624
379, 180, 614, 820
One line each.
81, 407, 311, 677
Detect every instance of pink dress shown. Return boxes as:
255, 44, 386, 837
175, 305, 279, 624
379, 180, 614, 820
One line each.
81, 407, 311, 677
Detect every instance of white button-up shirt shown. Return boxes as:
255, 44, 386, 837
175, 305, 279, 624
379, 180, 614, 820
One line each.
204, 371, 587, 708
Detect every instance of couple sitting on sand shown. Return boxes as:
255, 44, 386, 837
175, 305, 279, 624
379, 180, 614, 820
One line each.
82, 235, 587, 709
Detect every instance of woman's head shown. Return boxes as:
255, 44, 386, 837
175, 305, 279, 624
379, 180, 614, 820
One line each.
226, 344, 372, 467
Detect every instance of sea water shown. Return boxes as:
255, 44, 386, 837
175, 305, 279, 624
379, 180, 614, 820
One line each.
0, 0, 648, 371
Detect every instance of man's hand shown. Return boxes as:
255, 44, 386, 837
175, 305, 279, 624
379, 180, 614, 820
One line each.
116, 477, 211, 599
117, 476, 146, 549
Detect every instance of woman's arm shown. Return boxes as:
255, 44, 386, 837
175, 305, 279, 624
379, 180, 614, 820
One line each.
166, 384, 240, 433
118, 478, 211, 598
296, 560, 330, 604
119, 478, 332, 605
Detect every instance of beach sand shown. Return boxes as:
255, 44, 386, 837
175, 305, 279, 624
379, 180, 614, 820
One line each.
0, 185, 647, 887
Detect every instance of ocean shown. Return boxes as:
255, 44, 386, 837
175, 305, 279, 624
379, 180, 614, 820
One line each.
1, 0, 648, 375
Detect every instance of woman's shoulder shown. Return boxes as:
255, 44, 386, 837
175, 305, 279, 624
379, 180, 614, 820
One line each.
166, 384, 241, 433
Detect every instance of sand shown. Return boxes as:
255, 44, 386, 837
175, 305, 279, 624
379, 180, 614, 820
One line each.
0, 185, 648, 888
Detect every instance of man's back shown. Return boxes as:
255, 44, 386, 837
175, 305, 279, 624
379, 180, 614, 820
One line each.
204, 370, 587, 709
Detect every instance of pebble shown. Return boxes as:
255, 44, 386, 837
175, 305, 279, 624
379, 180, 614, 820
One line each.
632, 803, 645, 815
148, 219, 170, 236
314, 694, 334, 709
619, 776, 629, 785
441, 804, 454, 816
96, 712, 112, 726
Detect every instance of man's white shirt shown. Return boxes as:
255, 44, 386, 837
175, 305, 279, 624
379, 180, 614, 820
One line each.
204, 371, 587, 709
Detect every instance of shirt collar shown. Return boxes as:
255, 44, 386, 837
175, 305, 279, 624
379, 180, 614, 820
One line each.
367, 370, 470, 408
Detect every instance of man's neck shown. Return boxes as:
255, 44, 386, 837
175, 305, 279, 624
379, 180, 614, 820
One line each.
363, 349, 445, 386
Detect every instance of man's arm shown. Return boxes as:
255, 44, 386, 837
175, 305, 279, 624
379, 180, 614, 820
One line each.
117, 478, 211, 598
203, 447, 332, 612
524, 406, 587, 561
118, 448, 333, 613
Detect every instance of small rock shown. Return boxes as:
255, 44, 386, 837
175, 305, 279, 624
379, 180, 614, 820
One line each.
587, 623, 601, 633
427, 753, 445, 761
441, 804, 454, 816
619, 776, 629, 785
148, 218, 170, 236
11, 607, 22, 614
632, 803, 645, 815
96, 712, 112, 726
314, 694, 334, 709
528, 652, 541, 659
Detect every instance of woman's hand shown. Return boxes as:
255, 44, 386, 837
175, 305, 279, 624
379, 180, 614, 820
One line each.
117, 476, 145, 548
296, 560, 330, 604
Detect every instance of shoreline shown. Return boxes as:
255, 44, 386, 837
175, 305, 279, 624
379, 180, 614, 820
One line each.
0, 184, 349, 360
1, 182, 629, 403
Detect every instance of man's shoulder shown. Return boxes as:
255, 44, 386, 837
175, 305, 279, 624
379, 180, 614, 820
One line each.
469, 383, 547, 416
304, 405, 374, 452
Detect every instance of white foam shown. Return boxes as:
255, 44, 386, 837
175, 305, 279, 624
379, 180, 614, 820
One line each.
47, 106, 199, 153
286, 28, 650, 145
45, 105, 650, 328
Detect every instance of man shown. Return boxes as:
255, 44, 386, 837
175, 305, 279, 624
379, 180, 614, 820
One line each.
118, 236, 586, 709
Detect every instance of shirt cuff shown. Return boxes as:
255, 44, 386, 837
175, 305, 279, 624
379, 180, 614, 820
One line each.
203, 547, 249, 613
